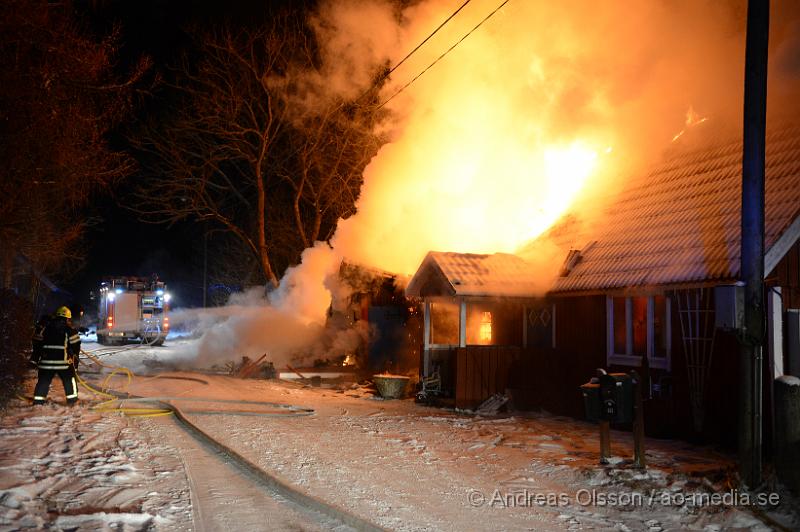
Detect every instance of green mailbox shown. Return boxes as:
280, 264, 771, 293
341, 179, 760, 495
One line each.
599, 372, 633, 424
580, 381, 602, 422
580, 370, 645, 468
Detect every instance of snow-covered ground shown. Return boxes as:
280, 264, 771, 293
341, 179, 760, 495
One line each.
0, 399, 192, 530
3, 341, 798, 531
140, 376, 795, 532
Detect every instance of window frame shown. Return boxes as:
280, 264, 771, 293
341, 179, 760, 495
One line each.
606, 295, 671, 370
425, 298, 462, 348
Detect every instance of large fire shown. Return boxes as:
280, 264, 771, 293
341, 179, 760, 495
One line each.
320, 0, 796, 281
278, 0, 771, 323
334, 127, 603, 273
326, 0, 752, 274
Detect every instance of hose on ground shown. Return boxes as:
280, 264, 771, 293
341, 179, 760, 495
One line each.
21, 347, 315, 419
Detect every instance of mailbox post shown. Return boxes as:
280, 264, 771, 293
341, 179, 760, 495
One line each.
580, 369, 645, 468
631, 370, 646, 469
599, 420, 611, 464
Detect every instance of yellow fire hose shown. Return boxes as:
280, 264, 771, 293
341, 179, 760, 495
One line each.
76, 349, 174, 417
17, 348, 172, 417
22, 347, 314, 419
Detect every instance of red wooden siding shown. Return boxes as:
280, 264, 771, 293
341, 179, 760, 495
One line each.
455, 346, 520, 409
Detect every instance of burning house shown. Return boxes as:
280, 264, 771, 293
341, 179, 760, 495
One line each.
335, 263, 423, 375
408, 120, 800, 445
405, 251, 553, 409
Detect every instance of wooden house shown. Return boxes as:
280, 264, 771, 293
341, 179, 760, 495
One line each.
407, 121, 800, 445
405, 251, 554, 409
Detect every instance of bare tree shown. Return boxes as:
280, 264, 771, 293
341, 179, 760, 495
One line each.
276, 101, 382, 249
205, 231, 263, 303
130, 23, 289, 286
0, 0, 150, 291
131, 14, 384, 286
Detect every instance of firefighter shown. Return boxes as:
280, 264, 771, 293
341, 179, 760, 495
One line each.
31, 306, 80, 405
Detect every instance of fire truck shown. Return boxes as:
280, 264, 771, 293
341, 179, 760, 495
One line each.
97, 276, 170, 346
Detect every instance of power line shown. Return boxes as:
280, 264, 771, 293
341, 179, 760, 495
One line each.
376, 0, 512, 110
354, 0, 473, 105
386, 0, 472, 78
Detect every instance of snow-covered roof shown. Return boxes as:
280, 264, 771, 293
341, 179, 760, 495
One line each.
536, 120, 800, 294
405, 251, 541, 298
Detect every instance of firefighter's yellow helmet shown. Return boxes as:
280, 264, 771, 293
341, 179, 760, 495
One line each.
55, 306, 72, 319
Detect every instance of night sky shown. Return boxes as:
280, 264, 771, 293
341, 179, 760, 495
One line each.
66, 0, 312, 309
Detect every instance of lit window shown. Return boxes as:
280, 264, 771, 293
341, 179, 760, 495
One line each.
479, 312, 492, 343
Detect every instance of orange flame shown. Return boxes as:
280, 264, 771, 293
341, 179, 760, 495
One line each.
329, 1, 617, 275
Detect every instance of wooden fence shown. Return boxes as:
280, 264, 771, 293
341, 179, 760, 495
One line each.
454, 346, 521, 409
428, 345, 574, 412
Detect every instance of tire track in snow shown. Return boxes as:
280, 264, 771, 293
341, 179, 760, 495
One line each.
140, 399, 386, 532
154, 415, 332, 531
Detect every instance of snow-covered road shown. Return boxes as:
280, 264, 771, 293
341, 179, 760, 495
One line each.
145, 414, 349, 532
3, 339, 798, 531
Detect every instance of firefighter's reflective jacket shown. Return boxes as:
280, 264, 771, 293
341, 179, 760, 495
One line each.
32, 318, 80, 370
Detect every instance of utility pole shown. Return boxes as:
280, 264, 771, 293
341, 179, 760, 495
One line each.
203, 229, 208, 308
739, 0, 769, 488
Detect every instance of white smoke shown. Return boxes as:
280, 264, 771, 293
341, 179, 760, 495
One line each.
164, 243, 366, 368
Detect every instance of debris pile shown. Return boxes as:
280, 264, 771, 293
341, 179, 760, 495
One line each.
475, 393, 509, 416
220, 355, 276, 379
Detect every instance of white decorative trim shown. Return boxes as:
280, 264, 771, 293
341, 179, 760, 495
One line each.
423, 301, 431, 348
458, 299, 467, 348
423, 301, 431, 377
606, 296, 615, 361
768, 287, 784, 379
625, 298, 633, 356
765, 216, 800, 276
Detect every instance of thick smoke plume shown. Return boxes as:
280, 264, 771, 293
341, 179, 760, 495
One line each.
329, 0, 799, 278
165, 245, 368, 368
177, 0, 799, 368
